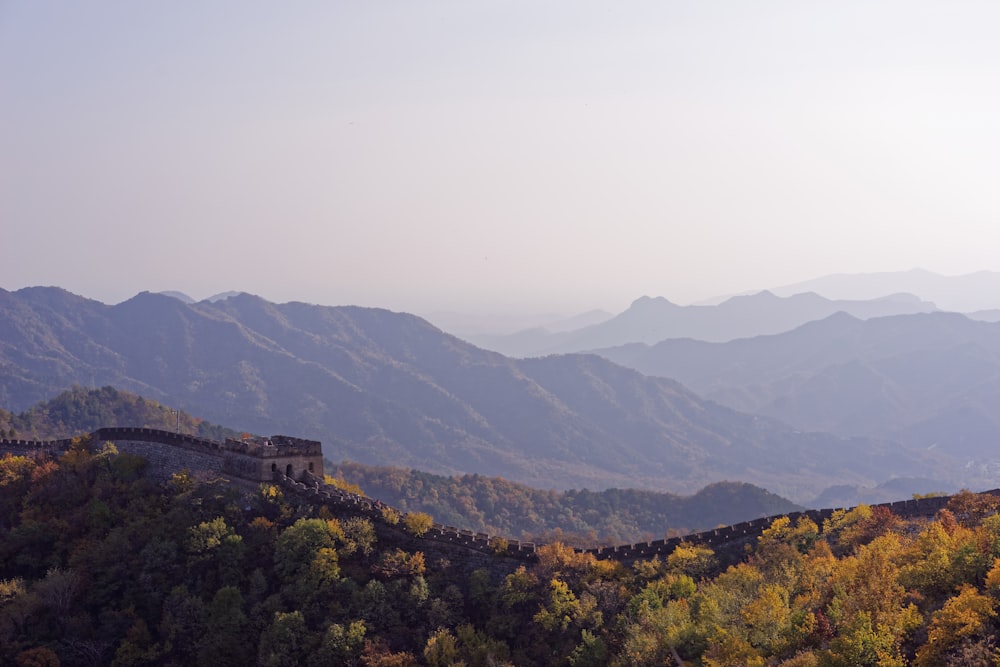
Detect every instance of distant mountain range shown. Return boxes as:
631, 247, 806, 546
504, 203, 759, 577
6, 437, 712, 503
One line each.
767, 268, 1000, 313
422, 309, 614, 338
156, 290, 243, 304
464, 290, 937, 357
593, 311, 1000, 466
0, 286, 964, 502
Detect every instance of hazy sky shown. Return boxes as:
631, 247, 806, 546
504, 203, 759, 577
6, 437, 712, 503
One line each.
3, 2, 999, 316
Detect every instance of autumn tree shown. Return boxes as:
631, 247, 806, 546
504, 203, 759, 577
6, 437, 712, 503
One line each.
915, 584, 997, 666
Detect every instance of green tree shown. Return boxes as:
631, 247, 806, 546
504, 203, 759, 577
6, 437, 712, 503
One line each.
534, 578, 582, 632
258, 610, 310, 667
196, 586, 252, 667
112, 618, 162, 667
824, 611, 902, 667
157, 585, 206, 665
308, 621, 366, 667
568, 629, 608, 667
424, 624, 512, 667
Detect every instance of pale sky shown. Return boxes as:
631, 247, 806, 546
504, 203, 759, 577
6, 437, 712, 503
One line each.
3, 1, 1000, 317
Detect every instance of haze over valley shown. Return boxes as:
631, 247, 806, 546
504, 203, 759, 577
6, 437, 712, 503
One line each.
5, 271, 1000, 507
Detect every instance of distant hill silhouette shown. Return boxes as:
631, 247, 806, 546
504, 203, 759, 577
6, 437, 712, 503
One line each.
0, 286, 962, 501
594, 311, 1000, 466
464, 290, 936, 357
157, 290, 196, 304
767, 268, 1000, 313
423, 308, 614, 338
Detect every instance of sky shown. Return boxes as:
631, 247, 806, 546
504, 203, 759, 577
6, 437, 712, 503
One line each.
3, 1, 1000, 318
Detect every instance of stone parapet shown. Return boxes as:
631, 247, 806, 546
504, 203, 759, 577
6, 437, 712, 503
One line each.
1, 428, 993, 568
0, 426, 323, 484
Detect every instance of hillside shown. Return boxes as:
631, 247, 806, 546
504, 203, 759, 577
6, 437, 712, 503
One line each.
0, 385, 241, 442
4, 436, 1000, 665
328, 461, 800, 544
0, 287, 954, 500
593, 311, 1000, 468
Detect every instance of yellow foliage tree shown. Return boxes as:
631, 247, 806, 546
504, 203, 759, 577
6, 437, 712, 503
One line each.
403, 511, 433, 537
915, 584, 996, 666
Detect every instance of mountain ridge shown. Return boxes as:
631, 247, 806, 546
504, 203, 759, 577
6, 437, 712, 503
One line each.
463, 289, 938, 357
592, 311, 1000, 467
0, 286, 955, 501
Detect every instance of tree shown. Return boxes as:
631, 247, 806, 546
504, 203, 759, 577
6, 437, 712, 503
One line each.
15, 647, 60, 667
157, 585, 205, 665
534, 578, 582, 632
273, 518, 339, 580
403, 512, 433, 537
946, 490, 1000, 528
422, 628, 459, 667
741, 583, 791, 655
915, 584, 997, 666
341, 517, 376, 556
423, 625, 511, 667
196, 586, 252, 667
665, 542, 717, 579
112, 618, 162, 667
619, 595, 704, 666
258, 611, 310, 667
899, 517, 986, 600
372, 549, 425, 580
824, 611, 903, 667
824, 535, 919, 666
568, 629, 608, 667
308, 621, 366, 667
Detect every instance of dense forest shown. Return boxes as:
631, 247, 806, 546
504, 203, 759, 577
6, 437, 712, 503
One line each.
329, 461, 800, 544
5, 440, 1000, 665
0, 386, 242, 442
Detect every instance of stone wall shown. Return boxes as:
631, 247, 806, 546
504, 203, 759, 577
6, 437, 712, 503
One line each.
0, 437, 75, 458
579, 493, 965, 563
279, 471, 996, 569
0, 427, 323, 485
109, 439, 226, 482
0, 428, 990, 569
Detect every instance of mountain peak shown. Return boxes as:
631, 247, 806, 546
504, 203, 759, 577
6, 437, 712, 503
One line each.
158, 291, 195, 304
203, 291, 245, 303
629, 295, 676, 309
722, 289, 783, 304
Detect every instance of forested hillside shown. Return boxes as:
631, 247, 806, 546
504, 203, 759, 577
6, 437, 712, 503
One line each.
5, 437, 1000, 665
329, 461, 799, 544
0, 386, 241, 442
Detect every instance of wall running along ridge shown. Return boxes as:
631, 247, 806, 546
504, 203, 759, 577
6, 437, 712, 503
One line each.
0, 428, 987, 565
0, 427, 323, 484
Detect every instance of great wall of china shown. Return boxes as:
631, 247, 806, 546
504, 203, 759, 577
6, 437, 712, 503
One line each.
0, 428, 979, 567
